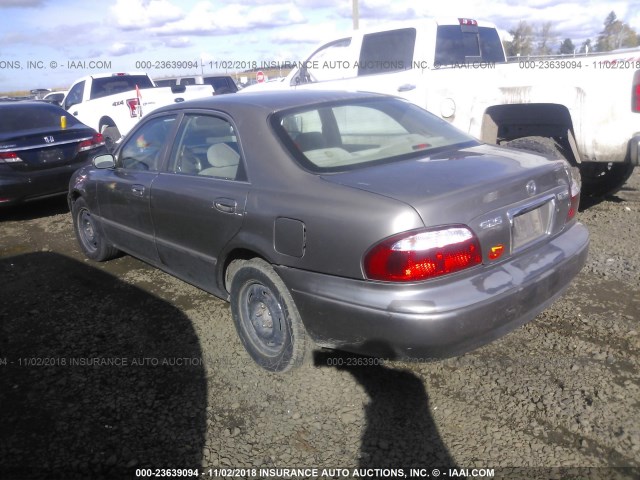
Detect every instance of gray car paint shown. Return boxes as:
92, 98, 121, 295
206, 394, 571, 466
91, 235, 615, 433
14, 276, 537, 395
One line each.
69, 90, 589, 359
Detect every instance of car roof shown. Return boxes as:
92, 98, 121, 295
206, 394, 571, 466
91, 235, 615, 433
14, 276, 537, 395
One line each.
153, 89, 392, 116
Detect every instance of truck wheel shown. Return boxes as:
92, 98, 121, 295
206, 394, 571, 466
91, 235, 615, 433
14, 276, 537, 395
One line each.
503, 136, 566, 160
228, 258, 308, 372
578, 162, 635, 198
101, 126, 121, 153
72, 197, 120, 261
503, 136, 581, 189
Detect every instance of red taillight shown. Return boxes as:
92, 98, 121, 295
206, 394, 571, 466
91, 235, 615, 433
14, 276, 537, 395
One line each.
127, 98, 140, 117
567, 189, 580, 221
0, 152, 22, 163
566, 169, 581, 221
78, 133, 106, 152
633, 71, 640, 113
364, 226, 482, 282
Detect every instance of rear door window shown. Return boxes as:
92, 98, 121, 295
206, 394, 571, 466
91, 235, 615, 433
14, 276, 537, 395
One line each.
358, 28, 416, 76
168, 114, 243, 180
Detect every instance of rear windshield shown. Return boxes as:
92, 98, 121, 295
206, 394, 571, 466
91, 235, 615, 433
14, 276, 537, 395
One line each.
435, 25, 505, 65
90, 75, 155, 100
272, 97, 476, 172
0, 103, 81, 134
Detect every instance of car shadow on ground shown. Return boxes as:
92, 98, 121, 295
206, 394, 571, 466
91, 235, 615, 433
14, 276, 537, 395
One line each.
314, 350, 458, 477
0, 195, 69, 222
0, 252, 207, 479
579, 185, 638, 211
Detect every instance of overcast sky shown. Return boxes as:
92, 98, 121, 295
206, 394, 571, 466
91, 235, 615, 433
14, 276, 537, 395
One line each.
0, 0, 639, 92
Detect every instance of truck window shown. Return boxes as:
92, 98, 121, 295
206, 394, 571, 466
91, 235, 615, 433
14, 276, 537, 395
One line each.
89, 75, 155, 100
203, 76, 239, 94
435, 25, 505, 65
358, 28, 416, 76
155, 79, 176, 87
63, 80, 85, 110
292, 38, 352, 84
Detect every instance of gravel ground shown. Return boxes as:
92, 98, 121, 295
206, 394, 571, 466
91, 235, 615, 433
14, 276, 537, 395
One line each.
0, 171, 639, 480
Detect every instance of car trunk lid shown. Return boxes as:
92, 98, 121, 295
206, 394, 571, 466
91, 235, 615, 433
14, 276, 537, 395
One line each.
0, 126, 94, 171
321, 144, 575, 262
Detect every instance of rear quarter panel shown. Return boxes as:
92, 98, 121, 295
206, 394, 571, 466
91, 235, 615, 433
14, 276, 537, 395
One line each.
222, 104, 424, 280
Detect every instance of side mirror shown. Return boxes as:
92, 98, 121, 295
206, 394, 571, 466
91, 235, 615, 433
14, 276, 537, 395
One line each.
93, 154, 115, 169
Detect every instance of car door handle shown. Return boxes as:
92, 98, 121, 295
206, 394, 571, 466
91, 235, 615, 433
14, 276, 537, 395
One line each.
131, 185, 145, 197
214, 198, 237, 214
397, 84, 416, 92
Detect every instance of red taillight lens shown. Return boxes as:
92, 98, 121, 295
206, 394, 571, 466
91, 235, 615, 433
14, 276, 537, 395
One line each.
633, 71, 640, 113
0, 152, 22, 163
364, 226, 482, 282
567, 188, 580, 221
78, 133, 106, 152
566, 168, 581, 221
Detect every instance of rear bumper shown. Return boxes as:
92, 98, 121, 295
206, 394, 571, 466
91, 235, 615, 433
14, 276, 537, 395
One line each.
0, 165, 84, 206
276, 222, 589, 360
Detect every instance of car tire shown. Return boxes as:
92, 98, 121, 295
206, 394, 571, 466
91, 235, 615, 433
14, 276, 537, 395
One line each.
229, 258, 308, 372
578, 162, 635, 198
102, 126, 121, 153
72, 197, 119, 261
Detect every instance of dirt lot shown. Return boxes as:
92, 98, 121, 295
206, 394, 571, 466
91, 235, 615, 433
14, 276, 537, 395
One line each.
1, 171, 639, 480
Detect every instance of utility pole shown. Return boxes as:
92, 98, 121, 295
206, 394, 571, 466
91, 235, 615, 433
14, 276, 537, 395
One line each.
352, 0, 359, 30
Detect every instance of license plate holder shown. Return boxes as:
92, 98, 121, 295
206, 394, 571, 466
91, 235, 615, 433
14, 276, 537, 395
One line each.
512, 201, 553, 250
38, 148, 65, 164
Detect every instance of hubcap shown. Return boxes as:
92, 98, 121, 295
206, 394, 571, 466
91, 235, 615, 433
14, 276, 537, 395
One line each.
79, 210, 98, 252
242, 283, 285, 354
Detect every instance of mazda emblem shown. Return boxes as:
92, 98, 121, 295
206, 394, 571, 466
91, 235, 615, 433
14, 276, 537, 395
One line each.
526, 180, 537, 196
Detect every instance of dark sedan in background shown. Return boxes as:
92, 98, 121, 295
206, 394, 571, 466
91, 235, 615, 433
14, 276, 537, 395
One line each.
0, 101, 105, 206
69, 90, 589, 372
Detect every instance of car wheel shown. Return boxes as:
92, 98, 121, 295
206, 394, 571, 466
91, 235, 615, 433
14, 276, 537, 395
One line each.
229, 258, 308, 372
503, 135, 582, 191
579, 162, 635, 198
102, 126, 121, 153
72, 197, 119, 261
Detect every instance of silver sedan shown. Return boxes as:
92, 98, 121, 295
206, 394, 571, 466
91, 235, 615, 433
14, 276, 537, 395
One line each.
69, 90, 589, 372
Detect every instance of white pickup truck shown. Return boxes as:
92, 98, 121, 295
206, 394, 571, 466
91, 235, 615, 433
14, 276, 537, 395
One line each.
62, 72, 214, 149
245, 18, 640, 197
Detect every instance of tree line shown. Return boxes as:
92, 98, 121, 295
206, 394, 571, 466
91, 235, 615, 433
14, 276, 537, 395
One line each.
504, 11, 639, 57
